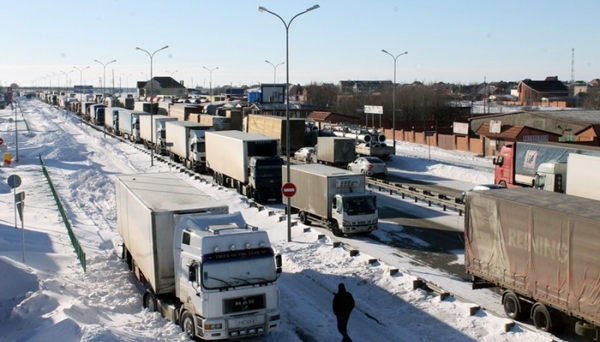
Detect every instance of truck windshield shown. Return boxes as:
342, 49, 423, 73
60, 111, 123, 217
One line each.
254, 165, 283, 178
343, 196, 376, 216
201, 248, 277, 290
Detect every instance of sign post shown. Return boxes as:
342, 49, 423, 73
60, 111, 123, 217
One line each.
7, 175, 25, 262
425, 131, 435, 161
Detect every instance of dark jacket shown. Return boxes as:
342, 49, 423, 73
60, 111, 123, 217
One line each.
332, 283, 355, 316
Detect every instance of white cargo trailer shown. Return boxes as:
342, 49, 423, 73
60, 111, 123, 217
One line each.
285, 164, 378, 236
115, 172, 282, 340
566, 153, 600, 200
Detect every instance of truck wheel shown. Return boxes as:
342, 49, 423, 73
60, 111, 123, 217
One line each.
532, 304, 554, 333
299, 211, 311, 225
575, 321, 598, 339
503, 291, 523, 320
143, 290, 157, 312
331, 221, 343, 237
181, 311, 195, 338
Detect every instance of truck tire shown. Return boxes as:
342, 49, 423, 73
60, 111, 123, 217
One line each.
575, 321, 598, 339
503, 291, 524, 320
331, 221, 343, 237
181, 311, 195, 338
143, 290, 157, 312
299, 211, 311, 225
532, 304, 555, 333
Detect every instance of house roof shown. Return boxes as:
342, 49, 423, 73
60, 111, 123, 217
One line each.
476, 123, 558, 140
574, 123, 600, 136
308, 111, 361, 123
520, 78, 568, 94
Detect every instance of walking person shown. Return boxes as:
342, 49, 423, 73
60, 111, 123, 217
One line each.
332, 283, 355, 342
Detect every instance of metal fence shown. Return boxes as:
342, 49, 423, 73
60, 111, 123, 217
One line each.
38, 154, 86, 272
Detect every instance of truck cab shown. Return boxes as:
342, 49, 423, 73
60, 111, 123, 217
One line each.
332, 193, 378, 235
249, 156, 284, 203
493, 144, 515, 187
533, 162, 566, 192
173, 213, 282, 340
188, 127, 213, 172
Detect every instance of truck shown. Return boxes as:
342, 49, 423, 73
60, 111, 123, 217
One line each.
354, 133, 394, 160
493, 141, 600, 188
87, 104, 105, 125
165, 121, 213, 173
139, 114, 178, 155
115, 172, 282, 341
205, 130, 284, 203
465, 187, 600, 339
134, 101, 158, 114
105, 107, 119, 134
168, 103, 201, 121
312, 137, 355, 167
117, 109, 152, 142
245, 114, 306, 155
535, 153, 600, 200
285, 164, 378, 237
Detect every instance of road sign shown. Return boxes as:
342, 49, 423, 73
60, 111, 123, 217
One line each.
7, 174, 21, 188
282, 182, 297, 198
0, 137, 3, 145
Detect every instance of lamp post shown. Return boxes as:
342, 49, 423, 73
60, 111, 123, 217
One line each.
94, 59, 116, 101
265, 60, 284, 103
259, 4, 320, 242
74, 66, 90, 100
60, 70, 74, 96
202, 66, 218, 101
166, 69, 178, 99
136, 45, 169, 167
381, 49, 408, 155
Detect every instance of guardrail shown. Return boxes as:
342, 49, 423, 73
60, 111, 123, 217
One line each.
366, 178, 465, 215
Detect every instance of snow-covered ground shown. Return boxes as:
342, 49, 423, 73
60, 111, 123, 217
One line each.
0, 98, 562, 341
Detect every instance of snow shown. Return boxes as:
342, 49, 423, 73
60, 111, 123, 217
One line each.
0, 98, 564, 341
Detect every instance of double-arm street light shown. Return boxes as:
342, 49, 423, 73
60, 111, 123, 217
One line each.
202, 66, 218, 100
259, 4, 320, 242
136, 45, 169, 167
94, 59, 117, 100
74, 66, 90, 100
381, 49, 408, 155
265, 60, 285, 102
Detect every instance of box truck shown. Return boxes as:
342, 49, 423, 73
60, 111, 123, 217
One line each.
205, 131, 284, 203
285, 164, 378, 237
245, 114, 305, 155
465, 187, 600, 338
115, 173, 282, 340
117, 109, 151, 142
165, 121, 213, 173
139, 114, 178, 155
312, 137, 355, 167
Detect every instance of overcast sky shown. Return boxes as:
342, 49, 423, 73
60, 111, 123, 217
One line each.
3, 0, 599, 88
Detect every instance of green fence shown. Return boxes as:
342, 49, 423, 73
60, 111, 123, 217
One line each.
39, 155, 86, 272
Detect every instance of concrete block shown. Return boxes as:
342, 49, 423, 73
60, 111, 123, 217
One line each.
504, 322, 515, 332
468, 305, 481, 316
389, 268, 399, 276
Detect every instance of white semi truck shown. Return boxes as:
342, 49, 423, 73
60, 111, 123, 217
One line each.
165, 121, 213, 173
205, 130, 284, 203
138, 114, 178, 155
285, 164, 378, 237
534, 152, 600, 201
115, 172, 282, 340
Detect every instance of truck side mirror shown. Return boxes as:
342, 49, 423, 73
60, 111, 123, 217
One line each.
275, 254, 282, 273
188, 263, 197, 282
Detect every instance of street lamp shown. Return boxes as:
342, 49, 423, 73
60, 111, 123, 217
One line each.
381, 49, 408, 155
60, 70, 74, 96
94, 59, 117, 101
166, 69, 178, 99
136, 45, 169, 167
74, 66, 90, 101
202, 66, 218, 101
259, 4, 320, 242
265, 60, 284, 103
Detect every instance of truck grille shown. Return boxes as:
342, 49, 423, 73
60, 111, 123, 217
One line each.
223, 294, 266, 314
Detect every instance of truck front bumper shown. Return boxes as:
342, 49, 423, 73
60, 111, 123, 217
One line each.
342, 221, 378, 234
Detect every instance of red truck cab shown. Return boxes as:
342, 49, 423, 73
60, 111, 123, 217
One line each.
492, 144, 517, 187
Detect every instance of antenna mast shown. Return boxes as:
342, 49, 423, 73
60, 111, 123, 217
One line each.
571, 48, 575, 83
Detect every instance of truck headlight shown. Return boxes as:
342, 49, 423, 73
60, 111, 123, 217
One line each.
204, 323, 223, 330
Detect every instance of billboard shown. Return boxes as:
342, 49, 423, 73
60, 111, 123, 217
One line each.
74, 85, 94, 94
364, 105, 383, 114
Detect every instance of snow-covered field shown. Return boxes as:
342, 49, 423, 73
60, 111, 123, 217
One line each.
0, 98, 561, 341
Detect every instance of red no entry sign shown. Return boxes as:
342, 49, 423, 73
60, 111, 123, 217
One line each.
282, 182, 297, 197
0, 137, 4, 145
